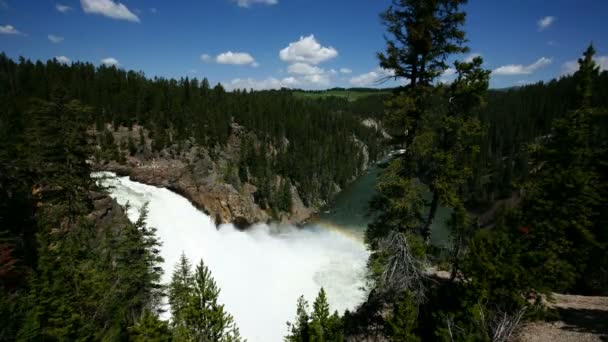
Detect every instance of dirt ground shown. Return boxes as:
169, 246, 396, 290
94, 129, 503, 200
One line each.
513, 293, 608, 342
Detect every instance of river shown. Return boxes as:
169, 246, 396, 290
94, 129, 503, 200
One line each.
312, 165, 452, 247
96, 165, 451, 341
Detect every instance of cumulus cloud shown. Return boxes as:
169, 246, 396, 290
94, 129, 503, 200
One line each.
56, 4, 72, 12
226, 77, 299, 91
0, 24, 22, 35
339, 68, 352, 74
349, 68, 395, 87
200, 54, 212, 63
216, 51, 257, 66
493, 57, 552, 76
101, 57, 119, 66
537, 16, 556, 31
81, 0, 140, 22
303, 74, 330, 86
287, 62, 324, 75
48, 34, 64, 43
438, 67, 457, 84
280, 35, 338, 65
233, 0, 277, 8
55, 56, 71, 64
561, 56, 608, 76
284, 62, 334, 86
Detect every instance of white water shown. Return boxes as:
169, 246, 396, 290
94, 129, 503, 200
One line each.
96, 173, 369, 342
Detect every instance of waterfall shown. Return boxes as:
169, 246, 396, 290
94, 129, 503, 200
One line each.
96, 173, 369, 342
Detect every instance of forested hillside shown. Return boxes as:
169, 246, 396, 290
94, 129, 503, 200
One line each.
0, 54, 385, 214
472, 74, 608, 206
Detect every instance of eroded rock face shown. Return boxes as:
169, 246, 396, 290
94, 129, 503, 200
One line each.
88, 190, 130, 229
93, 122, 374, 228
95, 125, 313, 227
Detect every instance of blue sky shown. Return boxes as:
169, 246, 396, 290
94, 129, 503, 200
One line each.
1, 0, 607, 89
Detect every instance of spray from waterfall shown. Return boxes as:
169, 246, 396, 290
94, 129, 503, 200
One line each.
96, 173, 369, 342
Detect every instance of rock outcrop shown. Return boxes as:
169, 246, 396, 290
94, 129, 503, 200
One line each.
94, 124, 315, 227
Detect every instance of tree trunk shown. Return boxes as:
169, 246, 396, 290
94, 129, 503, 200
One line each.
423, 192, 439, 244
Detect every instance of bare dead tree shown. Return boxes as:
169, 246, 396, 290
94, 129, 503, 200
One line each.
377, 231, 428, 304
487, 306, 527, 342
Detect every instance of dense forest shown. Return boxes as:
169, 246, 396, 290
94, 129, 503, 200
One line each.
1, 0, 608, 340
0, 54, 385, 210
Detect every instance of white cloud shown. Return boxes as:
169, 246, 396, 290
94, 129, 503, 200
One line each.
537, 16, 556, 31
561, 56, 608, 76
561, 60, 578, 76
226, 77, 299, 91
101, 57, 119, 66
349, 68, 394, 87
493, 57, 552, 76
287, 62, 324, 75
350, 72, 379, 87
56, 4, 72, 13
464, 53, 482, 63
233, 0, 277, 8
150, 7, 157, 13
216, 51, 257, 66
0, 24, 21, 35
200, 54, 212, 63
339, 68, 352, 74
81, 0, 140, 22
303, 73, 330, 86
279, 35, 338, 65
285, 62, 335, 86
55, 56, 71, 64
595, 56, 608, 71
48, 34, 64, 43
438, 67, 457, 84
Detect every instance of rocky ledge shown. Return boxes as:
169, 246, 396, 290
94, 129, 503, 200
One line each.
93, 125, 314, 228
99, 157, 313, 228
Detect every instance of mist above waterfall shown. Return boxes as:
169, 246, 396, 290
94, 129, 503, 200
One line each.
97, 173, 369, 342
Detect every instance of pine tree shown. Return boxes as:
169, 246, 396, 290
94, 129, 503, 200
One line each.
370, 0, 473, 252
378, 0, 468, 87
128, 309, 172, 342
514, 44, 607, 293
169, 255, 242, 342
286, 289, 343, 342
387, 291, 419, 342
286, 296, 311, 342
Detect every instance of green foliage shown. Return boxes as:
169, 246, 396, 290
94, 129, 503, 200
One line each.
0, 92, 167, 341
169, 254, 242, 342
292, 88, 390, 102
461, 227, 530, 310
510, 44, 608, 294
387, 291, 420, 342
277, 179, 293, 213
378, 0, 469, 86
128, 309, 173, 342
286, 288, 343, 342
0, 54, 385, 211
16, 202, 165, 341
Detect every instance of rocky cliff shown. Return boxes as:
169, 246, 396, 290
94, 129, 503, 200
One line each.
93, 124, 317, 227
93, 119, 380, 227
